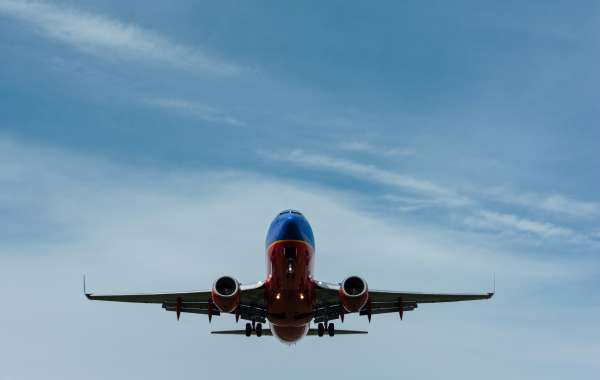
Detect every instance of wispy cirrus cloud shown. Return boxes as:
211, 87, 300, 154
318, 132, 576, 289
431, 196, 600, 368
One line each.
268, 150, 471, 207
471, 211, 574, 238
0, 0, 240, 75
144, 98, 246, 127
381, 194, 448, 212
339, 141, 416, 157
486, 187, 600, 218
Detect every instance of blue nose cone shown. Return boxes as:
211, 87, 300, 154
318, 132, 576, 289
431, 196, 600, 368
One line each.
266, 210, 315, 248
281, 217, 300, 235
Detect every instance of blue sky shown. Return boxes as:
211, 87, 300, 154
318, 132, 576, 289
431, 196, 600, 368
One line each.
1, 1, 599, 378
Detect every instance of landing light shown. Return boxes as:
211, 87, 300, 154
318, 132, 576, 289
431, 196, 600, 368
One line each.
276, 293, 281, 300
299, 293, 304, 300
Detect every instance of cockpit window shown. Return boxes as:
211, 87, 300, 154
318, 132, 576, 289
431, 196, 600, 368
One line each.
278, 209, 303, 216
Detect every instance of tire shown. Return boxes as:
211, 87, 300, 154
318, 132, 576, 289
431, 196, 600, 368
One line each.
245, 323, 252, 337
317, 323, 324, 337
328, 322, 334, 337
256, 323, 263, 337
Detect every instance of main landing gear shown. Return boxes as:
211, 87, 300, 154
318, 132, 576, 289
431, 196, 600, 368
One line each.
245, 322, 263, 337
317, 322, 335, 337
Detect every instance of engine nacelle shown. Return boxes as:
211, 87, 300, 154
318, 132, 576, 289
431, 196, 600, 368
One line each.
211, 276, 240, 313
339, 276, 368, 312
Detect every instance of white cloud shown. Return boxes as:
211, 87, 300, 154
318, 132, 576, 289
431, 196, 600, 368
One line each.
473, 210, 574, 238
539, 194, 599, 216
0, 0, 240, 75
145, 98, 245, 126
339, 141, 416, 157
487, 187, 600, 218
381, 194, 450, 211
267, 150, 471, 207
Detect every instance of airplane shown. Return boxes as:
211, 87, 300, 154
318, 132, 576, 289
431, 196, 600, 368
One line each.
85, 209, 493, 344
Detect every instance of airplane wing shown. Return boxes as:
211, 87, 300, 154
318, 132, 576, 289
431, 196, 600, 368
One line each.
313, 281, 493, 322
85, 279, 267, 323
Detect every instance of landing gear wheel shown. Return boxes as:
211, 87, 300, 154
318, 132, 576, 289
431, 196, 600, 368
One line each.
256, 323, 263, 337
327, 322, 335, 337
245, 322, 252, 337
317, 323, 325, 337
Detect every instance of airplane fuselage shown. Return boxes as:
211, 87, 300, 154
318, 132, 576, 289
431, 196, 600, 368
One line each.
264, 210, 316, 342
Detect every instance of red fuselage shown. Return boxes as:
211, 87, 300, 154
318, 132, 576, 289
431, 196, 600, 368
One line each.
265, 240, 315, 342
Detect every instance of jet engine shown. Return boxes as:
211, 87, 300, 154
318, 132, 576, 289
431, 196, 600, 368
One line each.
339, 276, 368, 312
211, 276, 240, 313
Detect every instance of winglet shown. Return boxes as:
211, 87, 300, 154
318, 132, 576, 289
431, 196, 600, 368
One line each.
488, 273, 496, 298
83, 274, 91, 299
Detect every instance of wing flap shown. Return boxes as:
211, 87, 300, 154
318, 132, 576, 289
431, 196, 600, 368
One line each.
163, 302, 221, 316
359, 306, 416, 316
